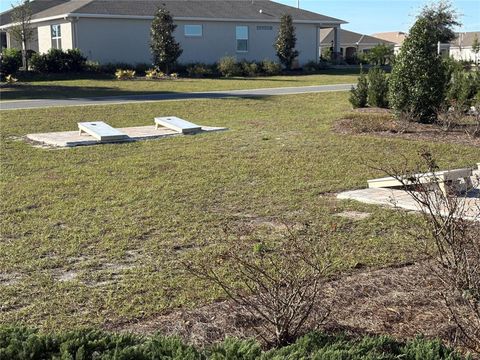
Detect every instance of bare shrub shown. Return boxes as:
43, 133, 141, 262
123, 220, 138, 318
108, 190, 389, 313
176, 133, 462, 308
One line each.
374, 152, 480, 353
183, 223, 334, 347
437, 105, 465, 132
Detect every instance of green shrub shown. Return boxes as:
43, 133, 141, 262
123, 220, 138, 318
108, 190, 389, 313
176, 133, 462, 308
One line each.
240, 61, 260, 77
367, 66, 389, 108
0, 48, 22, 77
302, 60, 320, 73
217, 56, 241, 77
186, 63, 212, 78
349, 71, 368, 108
30, 48, 87, 73
447, 69, 480, 108
261, 60, 282, 76
0, 326, 465, 359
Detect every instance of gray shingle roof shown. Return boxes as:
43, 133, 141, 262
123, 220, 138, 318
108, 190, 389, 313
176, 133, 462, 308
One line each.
2, 0, 347, 26
0, 0, 67, 27
451, 32, 480, 47
320, 28, 395, 46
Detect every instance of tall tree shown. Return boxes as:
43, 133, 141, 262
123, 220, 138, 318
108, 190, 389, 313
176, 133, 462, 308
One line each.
150, 7, 182, 74
275, 14, 299, 70
9, 0, 34, 70
388, 1, 460, 123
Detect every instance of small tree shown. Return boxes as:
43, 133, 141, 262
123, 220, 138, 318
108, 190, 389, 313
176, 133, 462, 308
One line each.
150, 7, 182, 74
275, 14, 299, 70
349, 69, 368, 108
9, 0, 34, 70
389, 2, 459, 123
365, 44, 394, 66
367, 66, 389, 108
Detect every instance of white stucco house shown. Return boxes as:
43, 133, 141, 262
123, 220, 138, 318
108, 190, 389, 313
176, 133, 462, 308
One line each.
0, 0, 347, 66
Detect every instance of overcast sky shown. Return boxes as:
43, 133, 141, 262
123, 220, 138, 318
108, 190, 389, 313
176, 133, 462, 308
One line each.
1, 0, 479, 34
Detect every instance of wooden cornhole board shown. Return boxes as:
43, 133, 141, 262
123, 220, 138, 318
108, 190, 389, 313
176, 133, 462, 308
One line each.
154, 116, 202, 134
368, 168, 474, 196
78, 122, 129, 142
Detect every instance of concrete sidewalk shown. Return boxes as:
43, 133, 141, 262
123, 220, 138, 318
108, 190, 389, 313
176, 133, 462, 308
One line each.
0, 83, 353, 110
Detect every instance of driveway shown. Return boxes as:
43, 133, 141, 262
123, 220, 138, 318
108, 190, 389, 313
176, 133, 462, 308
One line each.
0, 83, 353, 110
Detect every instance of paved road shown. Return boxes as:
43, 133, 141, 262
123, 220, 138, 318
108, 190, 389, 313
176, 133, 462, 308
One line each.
0, 83, 353, 110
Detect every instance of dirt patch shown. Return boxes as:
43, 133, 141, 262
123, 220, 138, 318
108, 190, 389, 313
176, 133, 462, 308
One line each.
0, 272, 23, 286
334, 110, 480, 147
106, 261, 473, 352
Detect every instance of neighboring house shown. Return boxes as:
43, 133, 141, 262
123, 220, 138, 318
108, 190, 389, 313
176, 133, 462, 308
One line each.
449, 32, 480, 64
0, 0, 347, 66
371, 31, 406, 54
320, 28, 395, 60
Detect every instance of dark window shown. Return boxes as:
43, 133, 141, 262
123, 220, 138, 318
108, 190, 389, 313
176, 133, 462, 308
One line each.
51, 24, 62, 49
236, 26, 248, 52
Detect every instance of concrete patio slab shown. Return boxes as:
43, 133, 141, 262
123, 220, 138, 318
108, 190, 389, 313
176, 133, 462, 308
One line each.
26, 125, 227, 148
337, 187, 480, 222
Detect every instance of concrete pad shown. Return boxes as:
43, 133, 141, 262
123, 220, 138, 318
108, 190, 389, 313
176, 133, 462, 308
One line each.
337, 187, 480, 222
26, 125, 227, 148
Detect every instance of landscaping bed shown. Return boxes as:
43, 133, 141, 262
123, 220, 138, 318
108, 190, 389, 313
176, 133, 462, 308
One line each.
334, 109, 480, 147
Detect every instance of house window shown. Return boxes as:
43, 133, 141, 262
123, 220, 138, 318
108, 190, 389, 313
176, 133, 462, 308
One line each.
236, 26, 248, 52
51, 24, 62, 49
256, 25, 272, 31
184, 24, 202, 37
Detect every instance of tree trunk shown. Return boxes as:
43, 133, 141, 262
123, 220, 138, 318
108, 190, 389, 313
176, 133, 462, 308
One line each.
21, 32, 27, 71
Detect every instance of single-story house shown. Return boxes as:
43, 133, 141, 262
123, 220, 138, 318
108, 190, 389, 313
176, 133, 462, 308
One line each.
0, 0, 347, 66
449, 32, 480, 64
320, 28, 395, 60
371, 31, 406, 54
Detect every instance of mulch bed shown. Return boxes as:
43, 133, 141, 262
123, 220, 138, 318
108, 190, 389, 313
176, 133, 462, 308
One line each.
105, 260, 473, 353
334, 108, 480, 147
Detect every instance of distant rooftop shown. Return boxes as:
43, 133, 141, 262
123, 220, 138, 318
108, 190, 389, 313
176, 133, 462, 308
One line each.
320, 28, 395, 46
451, 31, 480, 47
371, 32, 406, 45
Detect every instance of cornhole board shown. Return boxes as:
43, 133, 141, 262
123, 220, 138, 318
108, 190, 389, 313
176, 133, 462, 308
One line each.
154, 116, 202, 134
368, 168, 473, 196
78, 122, 129, 142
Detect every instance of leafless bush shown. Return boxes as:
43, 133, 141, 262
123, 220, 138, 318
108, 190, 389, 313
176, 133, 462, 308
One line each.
437, 105, 465, 132
183, 223, 334, 347
465, 107, 480, 139
374, 151, 480, 353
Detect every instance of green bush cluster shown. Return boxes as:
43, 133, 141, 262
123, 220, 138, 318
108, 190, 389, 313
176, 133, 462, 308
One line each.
217, 56, 282, 77
349, 67, 389, 108
30, 49, 87, 73
0, 326, 464, 360
0, 48, 22, 77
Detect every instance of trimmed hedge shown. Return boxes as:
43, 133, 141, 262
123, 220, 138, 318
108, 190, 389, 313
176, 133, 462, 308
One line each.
30, 48, 87, 73
0, 326, 466, 360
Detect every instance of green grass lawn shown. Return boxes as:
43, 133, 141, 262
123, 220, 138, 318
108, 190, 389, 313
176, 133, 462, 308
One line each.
0, 72, 358, 101
1, 92, 479, 332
